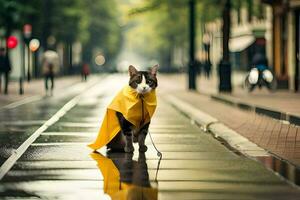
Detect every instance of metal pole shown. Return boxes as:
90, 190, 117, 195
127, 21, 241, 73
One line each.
19, 77, 23, 94
69, 43, 72, 74
33, 52, 37, 78
27, 45, 31, 82
0, 73, 2, 94
188, 0, 196, 90
19, 40, 26, 95
218, 0, 232, 92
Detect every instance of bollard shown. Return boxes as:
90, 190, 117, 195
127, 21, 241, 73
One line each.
218, 60, 232, 92
19, 77, 24, 95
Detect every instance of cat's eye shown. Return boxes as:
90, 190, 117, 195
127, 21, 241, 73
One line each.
147, 80, 153, 84
135, 75, 142, 83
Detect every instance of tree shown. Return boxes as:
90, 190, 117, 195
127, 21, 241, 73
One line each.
128, 0, 189, 71
126, 0, 224, 70
81, 0, 121, 67
0, 0, 33, 37
0, 0, 122, 72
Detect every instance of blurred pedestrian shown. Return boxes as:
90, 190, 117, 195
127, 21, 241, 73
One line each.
251, 52, 268, 68
81, 63, 90, 81
194, 59, 202, 75
204, 60, 212, 78
0, 48, 11, 94
42, 50, 59, 96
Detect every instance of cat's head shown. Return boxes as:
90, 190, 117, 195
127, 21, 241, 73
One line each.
128, 65, 158, 94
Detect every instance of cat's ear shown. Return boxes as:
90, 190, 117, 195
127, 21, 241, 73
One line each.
150, 64, 159, 76
128, 65, 138, 76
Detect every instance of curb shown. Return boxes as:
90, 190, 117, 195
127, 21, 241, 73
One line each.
211, 94, 300, 126
165, 95, 269, 158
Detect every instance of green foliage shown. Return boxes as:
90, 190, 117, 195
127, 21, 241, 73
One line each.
124, 0, 225, 68
127, 0, 190, 69
0, 0, 265, 69
200, 0, 222, 22
82, 0, 121, 63
0, 0, 121, 65
125, 0, 265, 69
0, 0, 32, 35
51, 0, 82, 43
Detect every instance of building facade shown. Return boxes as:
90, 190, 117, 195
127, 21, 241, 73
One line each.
205, 0, 299, 91
263, 0, 300, 90
205, 2, 269, 73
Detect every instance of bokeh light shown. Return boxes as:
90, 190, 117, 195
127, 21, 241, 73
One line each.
29, 39, 40, 52
7, 36, 18, 49
95, 54, 105, 66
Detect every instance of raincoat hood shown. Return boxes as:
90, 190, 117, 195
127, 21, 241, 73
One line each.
88, 85, 157, 150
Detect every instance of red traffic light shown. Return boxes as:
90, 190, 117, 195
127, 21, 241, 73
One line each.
7, 36, 18, 49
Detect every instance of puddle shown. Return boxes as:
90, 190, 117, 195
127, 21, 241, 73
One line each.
212, 132, 300, 187
90, 151, 159, 199
193, 117, 300, 188
202, 123, 300, 187
256, 156, 300, 186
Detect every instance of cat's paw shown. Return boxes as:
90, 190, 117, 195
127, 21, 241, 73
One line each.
124, 145, 134, 153
139, 145, 148, 152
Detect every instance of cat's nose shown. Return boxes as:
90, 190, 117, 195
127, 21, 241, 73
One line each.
143, 86, 147, 90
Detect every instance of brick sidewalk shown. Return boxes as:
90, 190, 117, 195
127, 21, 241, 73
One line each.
159, 74, 300, 167
200, 72, 300, 118
164, 73, 300, 118
0, 76, 83, 108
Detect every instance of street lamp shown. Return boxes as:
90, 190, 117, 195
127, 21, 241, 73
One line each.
23, 24, 32, 82
203, 33, 210, 61
218, 0, 232, 92
29, 39, 40, 78
203, 33, 212, 77
188, 0, 197, 90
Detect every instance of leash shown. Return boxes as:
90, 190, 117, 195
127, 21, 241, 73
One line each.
148, 129, 162, 181
139, 94, 162, 181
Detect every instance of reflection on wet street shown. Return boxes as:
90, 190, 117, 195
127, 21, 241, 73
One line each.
256, 156, 300, 186
91, 152, 158, 199
0, 79, 99, 166
1, 75, 300, 200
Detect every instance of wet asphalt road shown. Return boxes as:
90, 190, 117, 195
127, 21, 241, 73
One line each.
0, 77, 102, 166
1, 74, 300, 200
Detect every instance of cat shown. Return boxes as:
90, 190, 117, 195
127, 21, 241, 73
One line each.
108, 65, 158, 153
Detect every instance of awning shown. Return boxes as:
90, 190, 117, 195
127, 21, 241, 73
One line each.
229, 35, 255, 52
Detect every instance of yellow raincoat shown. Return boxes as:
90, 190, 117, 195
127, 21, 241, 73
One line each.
88, 85, 157, 150
90, 152, 158, 200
